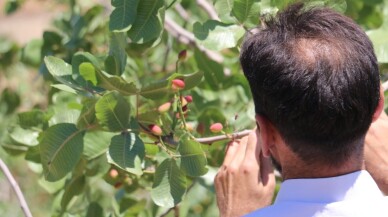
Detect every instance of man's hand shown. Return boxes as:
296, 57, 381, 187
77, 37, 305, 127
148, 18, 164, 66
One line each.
365, 111, 388, 194
214, 130, 276, 217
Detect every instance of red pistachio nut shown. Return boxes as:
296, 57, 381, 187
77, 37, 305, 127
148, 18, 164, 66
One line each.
158, 102, 171, 113
149, 124, 163, 136
110, 169, 119, 179
210, 123, 223, 133
171, 79, 185, 91
184, 95, 193, 103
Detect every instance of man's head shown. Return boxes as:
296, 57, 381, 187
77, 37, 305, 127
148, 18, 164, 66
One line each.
241, 3, 382, 168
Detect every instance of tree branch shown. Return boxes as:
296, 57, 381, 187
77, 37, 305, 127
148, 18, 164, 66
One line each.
174, 4, 190, 21
0, 158, 33, 217
164, 16, 224, 63
195, 130, 252, 144
196, 0, 220, 21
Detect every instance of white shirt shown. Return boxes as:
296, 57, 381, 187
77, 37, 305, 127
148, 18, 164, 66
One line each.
245, 170, 388, 217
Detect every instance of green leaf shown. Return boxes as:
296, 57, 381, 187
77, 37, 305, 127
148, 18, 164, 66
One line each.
308, 0, 347, 13
44, 56, 82, 91
151, 159, 186, 208
194, 48, 225, 90
107, 132, 145, 175
140, 80, 170, 99
71, 52, 101, 88
107, 32, 128, 75
214, 0, 236, 23
61, 175, 86, 210
109, 0, 139, 32
21, 39, 43, 66
79, 62, 98, 85
193, 20, 245, 51
120, 198, 146, 214
86, 202, 104, 217
95, 91, 130, 131
25, 145, 41, 163
83, 131, 115, 160
18, 109, 48, 129
178, 135, 208, 177
1, 135, 29, 156
40, 123, 84, 181
77, 99, 97, 130
232, 0, 256, 23
96, 72, 138, 95
368, 28, 388, 63
169, 71, 204, 90
127, 0, 165, 44
51, 84, 78, 94
9, 126, 39, 146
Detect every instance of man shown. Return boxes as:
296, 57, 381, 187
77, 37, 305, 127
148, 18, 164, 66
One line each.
215, 3, 388, 217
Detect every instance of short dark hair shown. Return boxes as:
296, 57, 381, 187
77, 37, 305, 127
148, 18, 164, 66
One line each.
240, 3, 380, 166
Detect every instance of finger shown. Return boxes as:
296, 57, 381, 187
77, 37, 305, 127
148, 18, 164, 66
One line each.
229, 135, 249, 167
222, 140, 239, 166
244, 129, 261, 162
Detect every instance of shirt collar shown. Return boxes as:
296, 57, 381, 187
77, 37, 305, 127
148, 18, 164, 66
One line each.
275, 170, 384, 204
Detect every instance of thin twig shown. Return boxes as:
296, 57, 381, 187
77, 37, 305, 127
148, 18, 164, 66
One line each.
195, 130, 252, 144
164, 16, 224, 63
0, 158, 33, 217
174, 4, 190, 21
196, 0, 220, 21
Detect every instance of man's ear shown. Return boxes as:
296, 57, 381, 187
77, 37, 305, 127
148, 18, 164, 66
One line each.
256, 115, 272, 158
372, 85, 385, 122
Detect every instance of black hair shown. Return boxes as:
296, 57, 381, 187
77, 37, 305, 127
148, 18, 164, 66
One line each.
240, 3, 380, 165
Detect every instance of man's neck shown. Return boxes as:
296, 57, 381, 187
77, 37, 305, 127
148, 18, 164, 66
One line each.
280, 156, 364, 180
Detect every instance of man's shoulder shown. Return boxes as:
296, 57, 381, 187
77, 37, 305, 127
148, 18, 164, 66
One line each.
244, 196, 388, 217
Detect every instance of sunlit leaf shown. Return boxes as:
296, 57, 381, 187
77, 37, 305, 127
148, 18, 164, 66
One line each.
232, 0, 256, 23
79, 62, 98, 85
193, 20, 245, 51
214, 0, 236, 23
107, 132, 145, 175
95, 91, 130, 131
151, 158, 186, 208
368, 28, 388, 63
40, 123, 84, 181
9, 126, 39, 146
83, 131, 115, 160
44, 56, 82, 91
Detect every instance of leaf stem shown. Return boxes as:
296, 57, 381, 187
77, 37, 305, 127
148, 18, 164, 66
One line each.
177, 93, 187, 130
0, 158, 33, 217
158, 137, 176, 158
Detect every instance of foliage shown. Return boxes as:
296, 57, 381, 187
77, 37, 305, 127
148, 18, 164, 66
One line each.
2, 0, 388, 216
